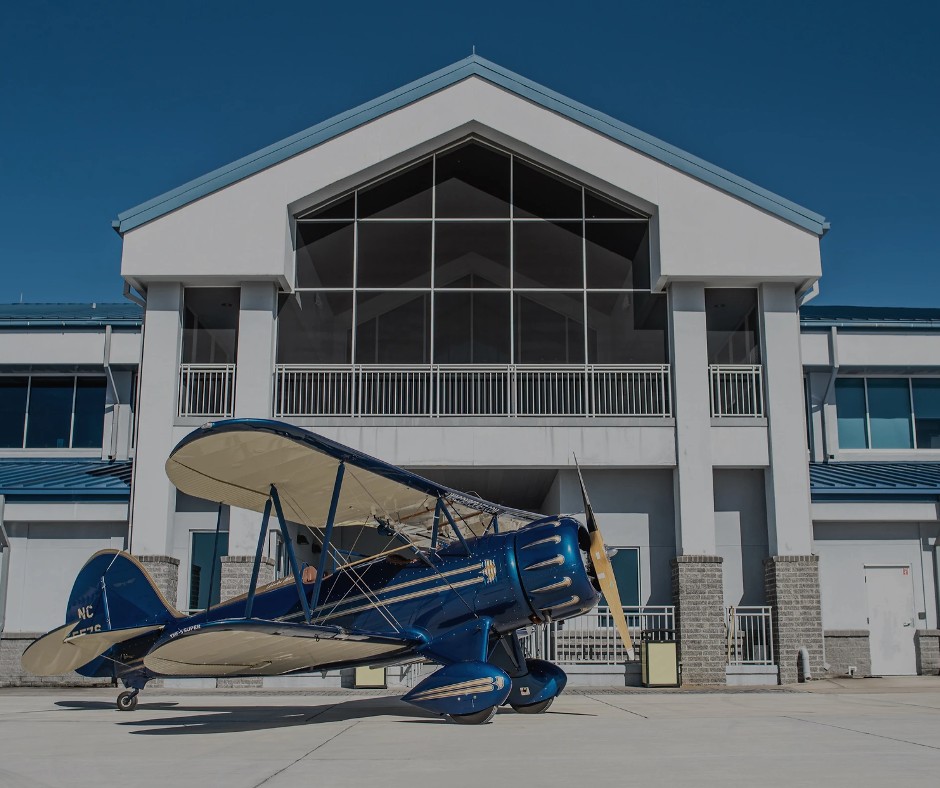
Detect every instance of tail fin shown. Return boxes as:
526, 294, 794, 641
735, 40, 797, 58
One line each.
21, 550, 179, 676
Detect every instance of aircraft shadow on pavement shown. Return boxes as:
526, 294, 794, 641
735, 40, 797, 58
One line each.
56, 696, 437, 734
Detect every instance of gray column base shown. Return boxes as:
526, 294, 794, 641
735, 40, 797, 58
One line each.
915, 630, 940, 675
136, 555, 180, 609
764, 555, 824, 684
824, 630, 871, 677
671, 555, 726, 685
220, 555, 276, 602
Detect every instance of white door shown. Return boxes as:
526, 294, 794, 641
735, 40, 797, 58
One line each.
865, 565, 917, 675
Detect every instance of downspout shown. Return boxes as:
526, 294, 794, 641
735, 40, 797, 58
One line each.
102, 324, 121, 460
123, 283, 147, 554
0, 496, 10, 634
821, 327, 839, 461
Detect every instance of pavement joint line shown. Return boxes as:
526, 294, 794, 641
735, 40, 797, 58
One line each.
782, 715, 940, 752
583, 694, 648, 718
250, 720, 361, 787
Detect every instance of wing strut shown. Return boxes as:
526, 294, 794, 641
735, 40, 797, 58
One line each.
310, 462, 345, 612
244, 497, 272, 620
270, 484, 313, 624
439, 498, 472, 556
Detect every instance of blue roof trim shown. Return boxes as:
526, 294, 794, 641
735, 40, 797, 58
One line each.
0, 458, 132, 500
800, 305, 940, 330
0, 303, 142, 329
810, 462, 940, 500
115, 56, 828, 236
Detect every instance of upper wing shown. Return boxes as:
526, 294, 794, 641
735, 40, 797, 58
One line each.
143, 619, 418, 677
165, 419, 538, 537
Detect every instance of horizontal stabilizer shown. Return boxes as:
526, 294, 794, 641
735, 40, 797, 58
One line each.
143, 619, 418, 677
21, 623, 164, 676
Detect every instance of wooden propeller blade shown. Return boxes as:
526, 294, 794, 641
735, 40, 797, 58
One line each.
574, 454, 634, 657
589, 530, 634, 655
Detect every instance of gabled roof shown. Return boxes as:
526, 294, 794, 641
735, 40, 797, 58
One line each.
113, 56, 828, 236
0, 303, 142, 329
0, 458, 132, 500
800, 305, 940, 330
810, 462, 940, 500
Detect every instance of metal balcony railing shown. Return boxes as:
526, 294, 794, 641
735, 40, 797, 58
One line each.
709, 364, 764, 417
519, 605, 675, 665
178, 363, 236, 418
726, 605, 775, 666
274, 364, 672, 418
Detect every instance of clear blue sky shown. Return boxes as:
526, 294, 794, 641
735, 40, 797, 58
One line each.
1, 1, 937, 307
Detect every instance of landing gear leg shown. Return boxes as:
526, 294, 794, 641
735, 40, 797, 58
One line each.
116, 689, 139, 712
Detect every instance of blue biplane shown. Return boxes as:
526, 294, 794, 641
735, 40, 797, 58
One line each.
22, 419, 633, 724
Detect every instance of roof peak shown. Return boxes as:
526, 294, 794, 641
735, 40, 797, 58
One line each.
114, 56, 828, 237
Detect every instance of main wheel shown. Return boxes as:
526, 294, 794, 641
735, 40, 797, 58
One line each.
448, 706, 498, 725
510, 697, 555, 714
116, 690, 139, 712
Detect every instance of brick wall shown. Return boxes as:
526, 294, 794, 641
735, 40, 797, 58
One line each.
220, 555, 275, 602
765, 555, 824, 684
915, 630, 940, 675
136, 555, 180, 608
824, 630, 871, 677
671, 555, 726, 685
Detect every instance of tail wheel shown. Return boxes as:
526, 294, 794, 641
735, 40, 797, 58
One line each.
510, 697, 555, 714
116, 690, 139, 712
448, 706, 498, 725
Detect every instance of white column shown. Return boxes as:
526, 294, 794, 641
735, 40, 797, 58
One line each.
669, 282, 716, 555
760, 283, 814, 555
228, 281, 278, 556
129, 282, 182, 556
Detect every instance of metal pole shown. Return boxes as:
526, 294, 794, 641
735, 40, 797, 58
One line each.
311, 462, 345, 611
244, 498, 272, 620
269, 485, 312, 624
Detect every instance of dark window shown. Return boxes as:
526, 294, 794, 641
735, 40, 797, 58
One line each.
182, 288, 240, 364
513, 160, 582, 219
435, 142, 511, 218
835, 379, 867, 449
277, 292, 353, 364
434, 222, 510, 288
358, 160, 433, 219
515, 292, 585, 364
434, 292, 511, 364
514, 221, 583, 288
585, 192, 646, 220
296, 222, 354, 288
867, 379, 913, 449
585, 223, 649, 289
705, 289, 760, 364
189, 531, 229, 610
587, 292, 668, 363
25, 378, 73, 448
72, 378, 106, 448
0, 377, 27, 448
913, 380, 940, 449
355, 292, 430, 364
297, 195, 355, 220
357, 222, 432, 288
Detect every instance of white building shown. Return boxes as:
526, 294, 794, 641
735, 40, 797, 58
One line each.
1, 57, 937, 686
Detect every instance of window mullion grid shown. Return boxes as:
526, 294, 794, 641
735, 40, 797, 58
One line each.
68, 376, 78, 448
351, 190, 358, 368
430, 153, 436, 373
581, 186, 590, 415
22, 375, 31, 448
509, 153, 515, 368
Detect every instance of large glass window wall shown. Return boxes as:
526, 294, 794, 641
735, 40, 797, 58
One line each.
282, 139, 666, 367
835, 376, 940, 450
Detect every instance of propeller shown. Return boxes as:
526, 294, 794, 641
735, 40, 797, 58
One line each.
574, 456, 635, 660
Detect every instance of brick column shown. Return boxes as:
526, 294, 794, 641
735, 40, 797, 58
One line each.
915, 630, 940, 675
764, 555, 824, 684
137, 555, 180, 609
220, 555, 275, 602
672, 555, 726, 685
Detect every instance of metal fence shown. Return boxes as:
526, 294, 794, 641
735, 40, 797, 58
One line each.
709, 364, 764, 417
274, 364, 672, 418
725, 605, 775, 666
519, 605, 675, 665
178, 363, 236, 418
